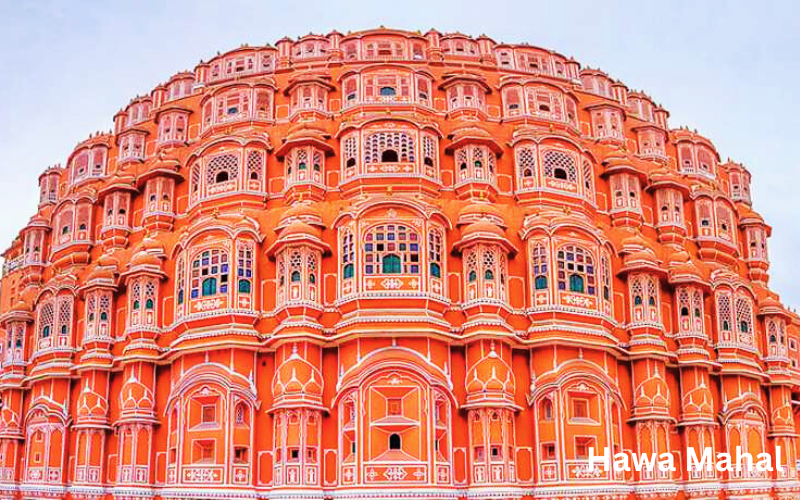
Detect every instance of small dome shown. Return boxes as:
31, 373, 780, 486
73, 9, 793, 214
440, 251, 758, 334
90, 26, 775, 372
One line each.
0, 405, 20, 430
130, 249, 161, 268
451, 124, 492, 141
272, 345, 323, 403
10, 299, 30, 313
76, 384, 109, 420
623, 249, 658, 267
86, 264, 115, 282
281, 220, 322, 240
457, 202, 506, 227
279, 202, 324, 227
461, 220, 505, 239
667, 251, 704, 283
465, 343, 515, 403
285, 123, 329, 143
119, 373, 155, 415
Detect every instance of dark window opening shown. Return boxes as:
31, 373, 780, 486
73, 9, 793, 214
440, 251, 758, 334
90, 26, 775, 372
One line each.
381, 149, 399, 162
389, 434, 401, 450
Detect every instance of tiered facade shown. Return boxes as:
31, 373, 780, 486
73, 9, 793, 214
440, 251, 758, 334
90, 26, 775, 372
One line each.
0, 28, 798, 500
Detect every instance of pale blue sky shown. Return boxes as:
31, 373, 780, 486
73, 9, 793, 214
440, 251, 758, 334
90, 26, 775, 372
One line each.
0, 0, 798, 306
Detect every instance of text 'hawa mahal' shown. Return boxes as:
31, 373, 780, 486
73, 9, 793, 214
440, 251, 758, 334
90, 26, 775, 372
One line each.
0, 27, 797, 500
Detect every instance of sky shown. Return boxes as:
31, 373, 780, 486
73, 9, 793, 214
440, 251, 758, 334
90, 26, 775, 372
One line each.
0, 0, 798, 305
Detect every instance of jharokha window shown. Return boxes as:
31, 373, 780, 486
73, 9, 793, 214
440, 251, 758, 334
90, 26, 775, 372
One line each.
201, 84, 273, 129
71, 146, 108, 183
191, 249, 230, 299
364, 224, 420, 275
35, 293, 73, 352
176, 239, 257, 317
189, 147, 266, 204
340, 126, 439, 183
339, 213, 445, 297
557, 245, 596, 295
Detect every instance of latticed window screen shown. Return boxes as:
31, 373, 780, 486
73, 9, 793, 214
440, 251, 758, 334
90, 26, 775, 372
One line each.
517, 146, 536, 179
422, 135, 437, 172
556, 245, 595, 295
717, 292, 733, 335
692, 290, 704, 319
73, 152, 89, 181
582, 160, 594, 201
601, 256, 611, 301
131, 280, 141, 311
715, 204, 734, 242
343, 135, 358, 172
542, 150, 577, 182
428, 229, 443, 278
237, 242, 254, 293
364, 224, 420, 275
206, 154, 240, 184
341, 229, 355, 279
191, 249, 230, 298
144, 280, 156, 310
176, 257, 186, 305
679, 145, 695, 172
307, 252, 317, 285
532, 243, 548, 290
191, 165, 201, 195
735, 295, 753, 340
38, 301, 54, 338
99, 294, 110, 322
246, 151, 263, 181
58, 296, 73, 336
363, 132, 416, 163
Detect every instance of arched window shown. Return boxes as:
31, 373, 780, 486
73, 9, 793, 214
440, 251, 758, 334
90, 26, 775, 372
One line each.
557, 245, 595, 295
380, 86, 396, 97
389, 433, 402, 450
541, 398, 553, 420
364, 224, 420, 275
381, 149, 399, 162
191, 249, 229, 299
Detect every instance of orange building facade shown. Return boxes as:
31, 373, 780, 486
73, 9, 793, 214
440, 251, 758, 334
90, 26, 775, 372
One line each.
0, 28, 798, 500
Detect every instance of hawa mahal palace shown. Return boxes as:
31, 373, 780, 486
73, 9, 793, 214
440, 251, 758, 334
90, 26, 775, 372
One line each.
0, 27, 797, 500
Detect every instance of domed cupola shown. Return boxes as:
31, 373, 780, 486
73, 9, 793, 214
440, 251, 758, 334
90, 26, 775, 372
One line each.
271, 343, 325, 411
464, 341, 517, 410
457, 201, 507, 228
0, 404, 22, 438
118, 372, 157, 424
75, 382, 110, 427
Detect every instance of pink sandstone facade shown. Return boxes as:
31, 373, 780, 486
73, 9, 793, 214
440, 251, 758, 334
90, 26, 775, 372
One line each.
0, 27, 797, 500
